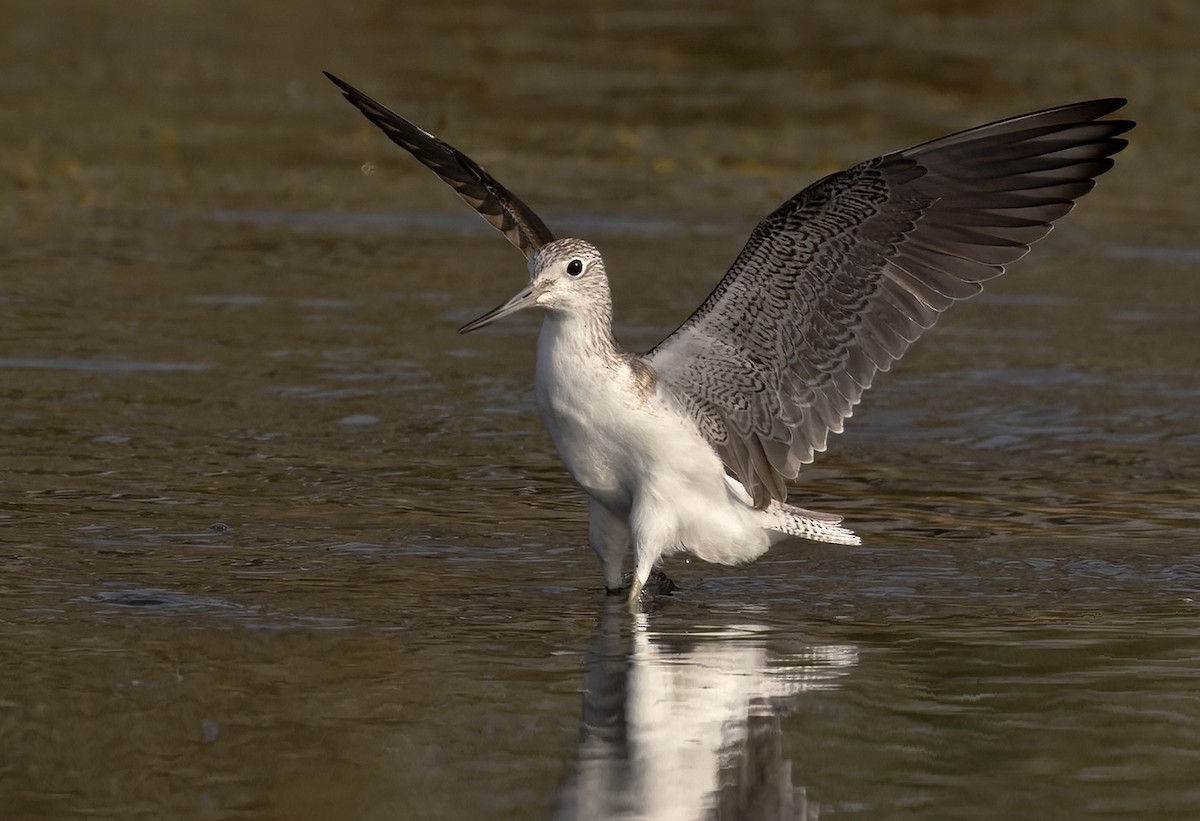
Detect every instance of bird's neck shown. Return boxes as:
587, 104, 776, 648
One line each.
537, 305, 621, 374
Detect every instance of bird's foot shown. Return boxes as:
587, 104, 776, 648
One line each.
607, 569, 678, 598
643, 570, 679, 597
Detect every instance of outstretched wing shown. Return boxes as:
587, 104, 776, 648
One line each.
646, 99, 1133, 508
324, 71, 554, 259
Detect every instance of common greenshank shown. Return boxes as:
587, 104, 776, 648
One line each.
325, 72, 1132, 608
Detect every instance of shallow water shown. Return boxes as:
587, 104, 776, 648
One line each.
3, 2, 1199, 819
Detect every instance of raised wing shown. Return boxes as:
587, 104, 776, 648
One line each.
646, 100, 1133, 508
324, 71, 554, 259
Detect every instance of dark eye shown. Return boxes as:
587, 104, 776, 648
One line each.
566, 259, 584, 277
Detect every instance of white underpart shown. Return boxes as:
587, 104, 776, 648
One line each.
535, 308, 858, 607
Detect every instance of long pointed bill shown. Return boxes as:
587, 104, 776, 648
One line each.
457, 284, 539, 334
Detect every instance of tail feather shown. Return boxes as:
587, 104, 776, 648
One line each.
724, 473, 861, 546
767, 501, 861, 545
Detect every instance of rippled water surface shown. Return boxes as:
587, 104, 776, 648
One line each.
3, 2, 1199, 819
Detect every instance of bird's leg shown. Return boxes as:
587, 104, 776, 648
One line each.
627, 562, 654, 612
627, 502, 674, 611
625, 567, 682, 610
588, 498, 629, 594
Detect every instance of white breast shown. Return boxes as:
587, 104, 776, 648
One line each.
534, 314, 686, 513
533, 312, 779, 569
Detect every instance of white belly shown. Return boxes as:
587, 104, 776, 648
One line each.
533, 313, 773, 567
537, 340, 760, 556
535, 354, 675, 513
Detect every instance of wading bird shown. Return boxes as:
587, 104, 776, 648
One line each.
325, 72, 1131, 608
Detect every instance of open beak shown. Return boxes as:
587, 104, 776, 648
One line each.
458, 284, 539, 334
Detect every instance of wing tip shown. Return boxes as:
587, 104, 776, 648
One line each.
322, 70, 355, 99
323, 71, 556, 261
1091, 96, 1128, 114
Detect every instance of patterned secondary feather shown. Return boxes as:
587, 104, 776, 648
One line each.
645, 100, 1132, 508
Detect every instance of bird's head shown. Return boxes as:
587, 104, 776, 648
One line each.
458, 238, 610, 333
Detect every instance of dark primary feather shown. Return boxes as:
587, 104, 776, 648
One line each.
323, 71, 555, 259
646, 99, 1133, 508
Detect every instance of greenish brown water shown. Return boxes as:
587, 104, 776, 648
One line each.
3, 2, 1199, 819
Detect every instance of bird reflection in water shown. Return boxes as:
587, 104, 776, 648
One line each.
555, 601, 857, 820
